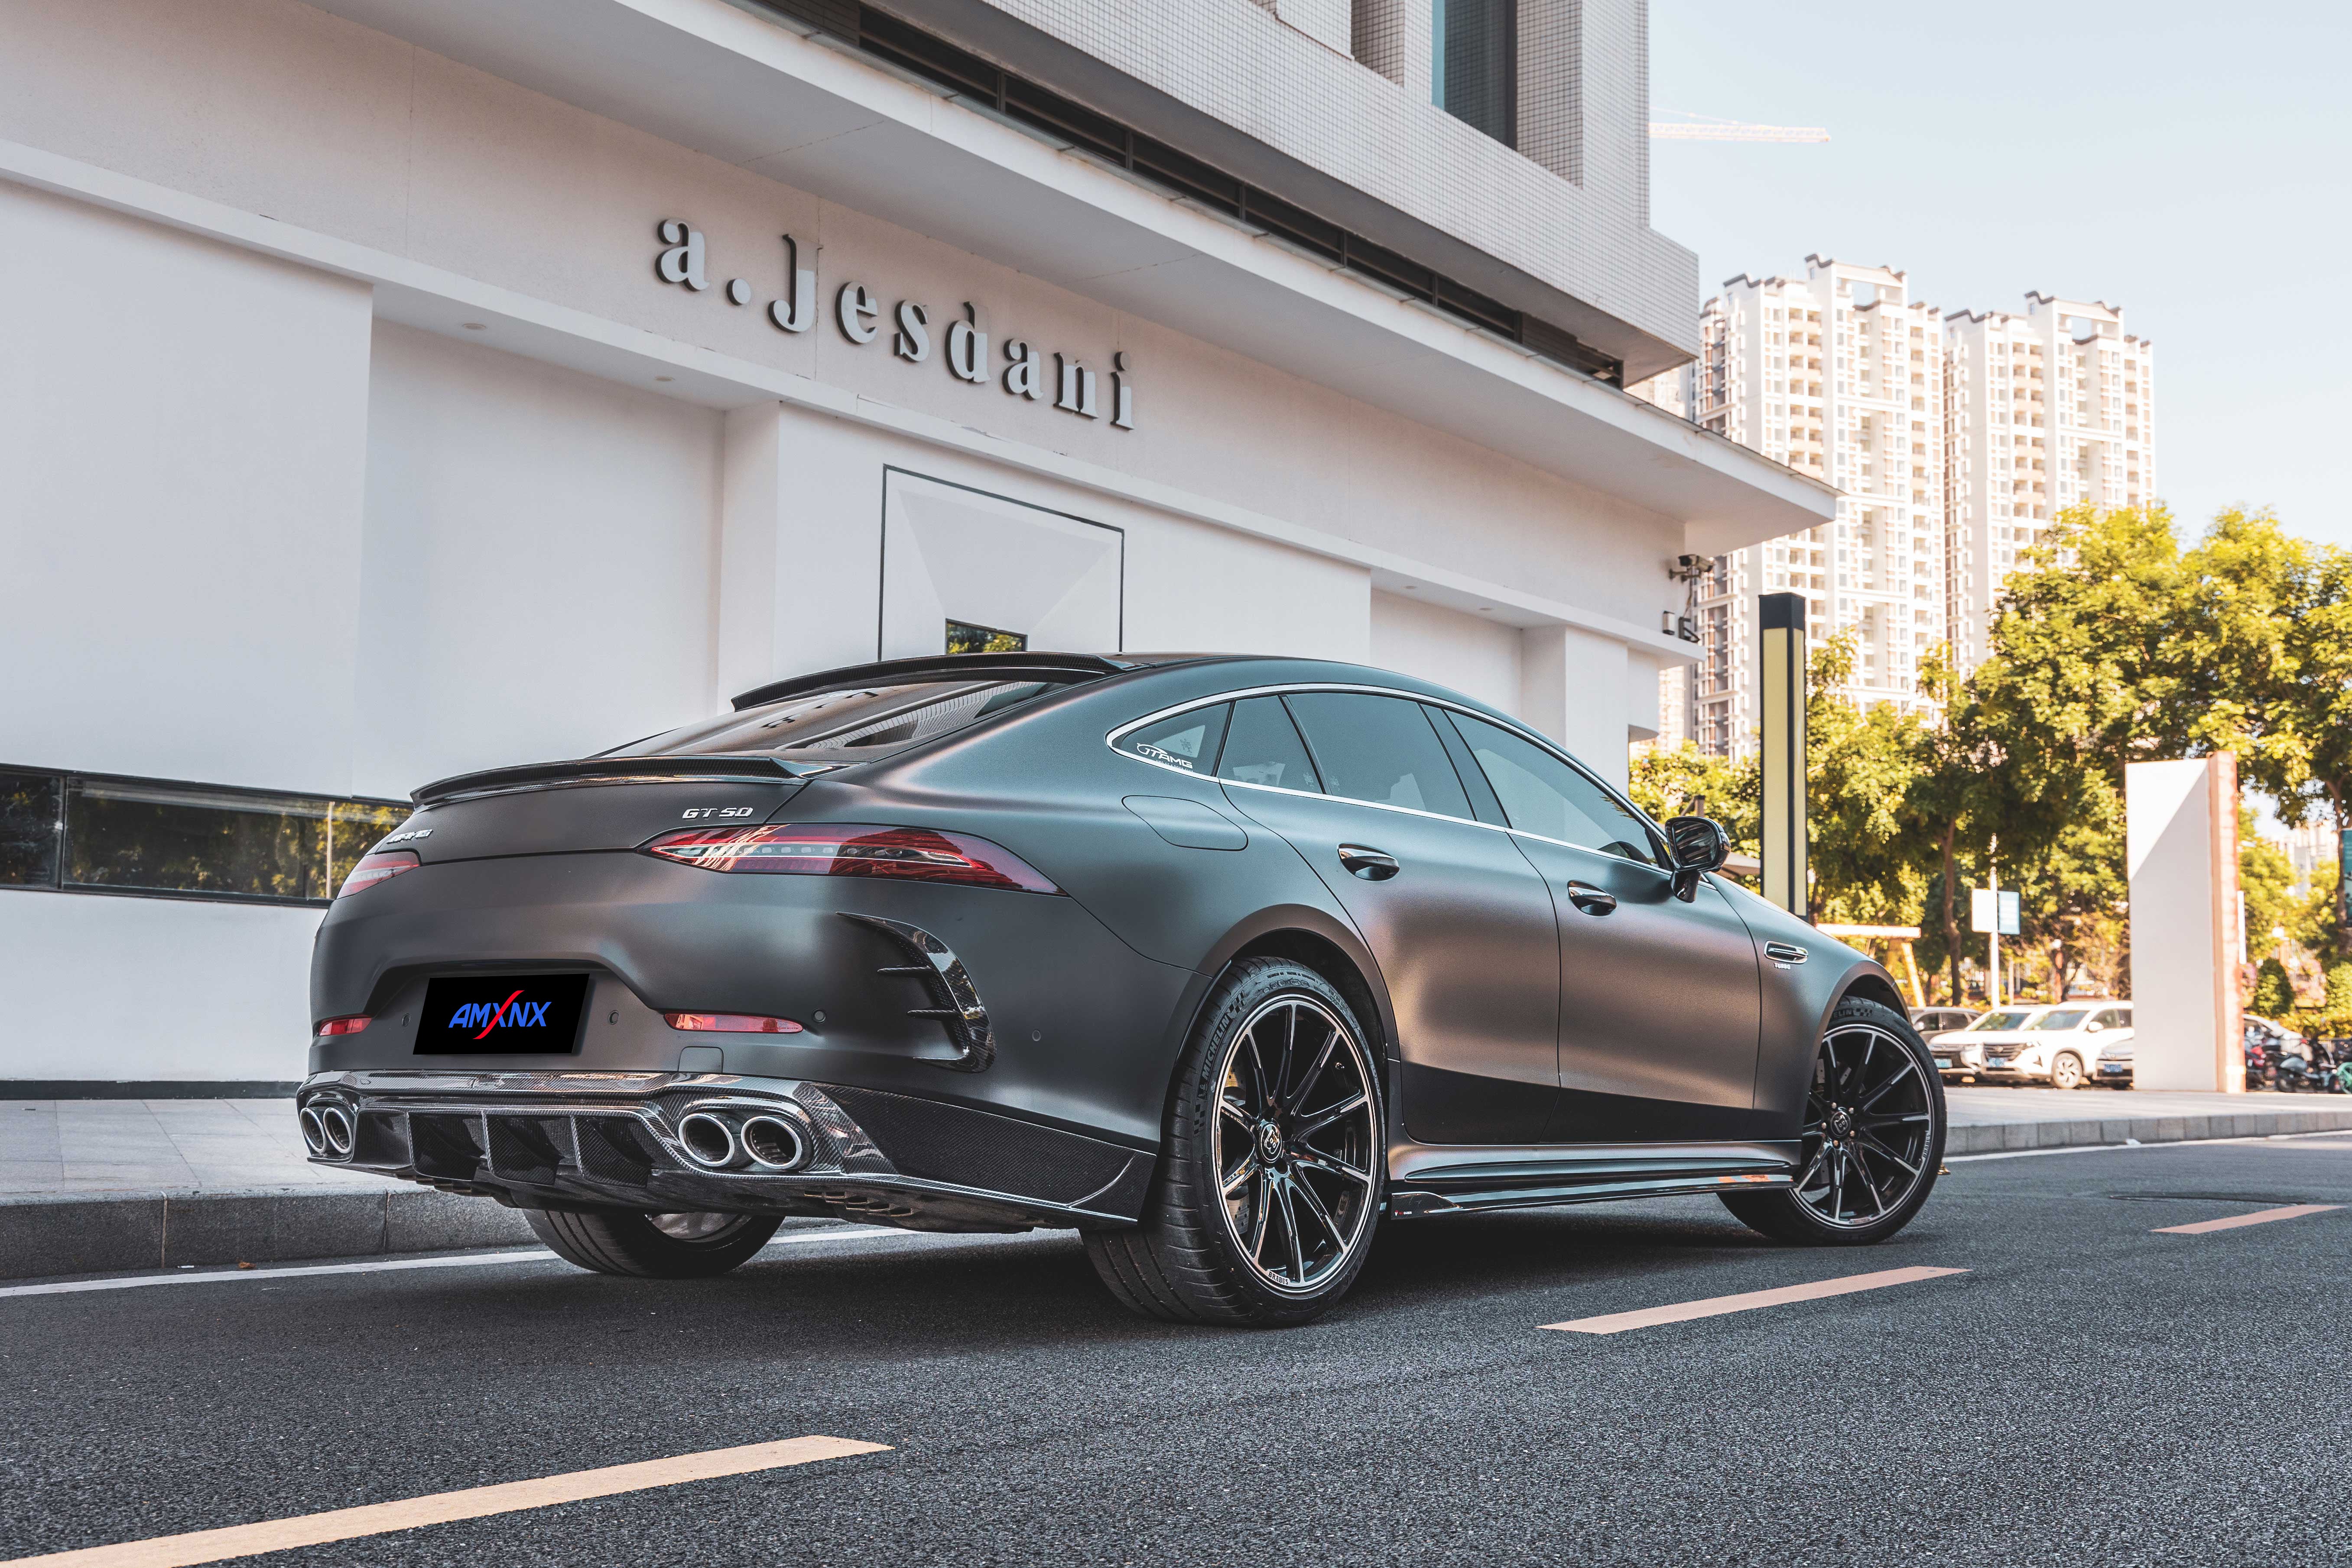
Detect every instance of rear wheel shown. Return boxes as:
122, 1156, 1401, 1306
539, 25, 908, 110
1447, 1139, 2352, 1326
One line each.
2050, 1052, 2086, 1091
525, 1208, 780, 1277
1722, 996, 1945, 1246
1085, 959, 1384, 1326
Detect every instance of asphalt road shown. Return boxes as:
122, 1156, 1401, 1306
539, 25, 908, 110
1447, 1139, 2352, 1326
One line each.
7, 1136, 2352, 1567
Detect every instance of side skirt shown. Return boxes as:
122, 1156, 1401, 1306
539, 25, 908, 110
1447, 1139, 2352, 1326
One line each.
1384, 1139, 1803, 1218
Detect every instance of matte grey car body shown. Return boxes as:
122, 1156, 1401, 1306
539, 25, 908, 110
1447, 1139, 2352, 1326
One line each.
299, 653, 1927, 1310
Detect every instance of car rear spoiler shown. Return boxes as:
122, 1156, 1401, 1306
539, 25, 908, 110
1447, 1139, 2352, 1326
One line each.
412, 753, 818, 806
728, 653, 1136, 712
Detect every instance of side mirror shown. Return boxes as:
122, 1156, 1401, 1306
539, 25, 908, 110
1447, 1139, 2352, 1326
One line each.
1663, 815, 1730, 903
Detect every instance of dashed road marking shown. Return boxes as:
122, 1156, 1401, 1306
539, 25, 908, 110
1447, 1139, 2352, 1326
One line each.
0, 1435, 889, 1568
1540, 1265, 1968, 1335
2153, 1203, 2340, 1235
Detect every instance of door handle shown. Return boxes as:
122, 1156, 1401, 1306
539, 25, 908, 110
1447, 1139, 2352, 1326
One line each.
1565, 880, 1617, 915
1764, 941, 1808, 965
1336, 844, 1400, 881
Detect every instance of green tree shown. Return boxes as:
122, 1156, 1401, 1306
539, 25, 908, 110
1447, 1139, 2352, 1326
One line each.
2251, 957, 2296, 1019
2238, 808, 2297, 959
1628, 741, 1758, 858
1804, 632, 1931, 926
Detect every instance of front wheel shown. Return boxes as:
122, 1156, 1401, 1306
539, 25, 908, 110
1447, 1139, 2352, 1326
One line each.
525, 1208, 780, 1277
1722, 996, 1946, 1246
2049, 1052, 2086, 1091
1085, 958, 1385, 1326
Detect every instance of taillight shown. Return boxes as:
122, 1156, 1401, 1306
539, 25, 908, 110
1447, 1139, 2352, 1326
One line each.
337, 849, 419, 897
316, 1015, 371, 1036
642, 823, 1060, 893
663, 1012, 804, 1033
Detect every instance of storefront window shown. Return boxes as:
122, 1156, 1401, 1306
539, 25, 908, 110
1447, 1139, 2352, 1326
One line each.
0, 769, 405, 905
945, 620, 1028, 654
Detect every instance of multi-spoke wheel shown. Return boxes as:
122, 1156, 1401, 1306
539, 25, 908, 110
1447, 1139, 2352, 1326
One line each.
1085, 958, 1384, 1324
1722, 995, 1946, 1246
524, 1208, 780, 1277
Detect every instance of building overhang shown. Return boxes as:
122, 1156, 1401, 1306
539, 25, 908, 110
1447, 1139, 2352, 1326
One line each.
299, 0, 1833, 555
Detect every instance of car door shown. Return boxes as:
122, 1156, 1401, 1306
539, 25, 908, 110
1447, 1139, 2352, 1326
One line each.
1213, 691, 1560, 1145
1439, 709, 1765, 1143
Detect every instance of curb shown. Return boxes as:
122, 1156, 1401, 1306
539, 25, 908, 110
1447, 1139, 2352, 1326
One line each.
10, 1106, 2352, 1280
0, 1184, 536, 1282
1946, 1105, 2352, 1157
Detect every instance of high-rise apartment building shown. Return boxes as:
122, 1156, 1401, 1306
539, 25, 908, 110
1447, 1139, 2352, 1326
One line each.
1640, 268, 2156, 754
1663, 257, 1946, 755
1943, 295, 2155, 670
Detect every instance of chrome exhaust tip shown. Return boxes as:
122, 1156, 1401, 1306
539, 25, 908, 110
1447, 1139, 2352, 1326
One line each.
677, 1111, 740, 1169
740, 1114, 810, 1173
318, 1105, 355, 1159
298, 1106, 329, 1156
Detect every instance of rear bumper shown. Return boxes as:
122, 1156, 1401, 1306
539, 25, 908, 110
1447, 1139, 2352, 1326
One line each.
297, 1069, 1154, 1232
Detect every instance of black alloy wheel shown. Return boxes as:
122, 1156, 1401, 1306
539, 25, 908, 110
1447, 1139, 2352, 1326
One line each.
1722, 995, 1945, 1246
525, 1208, 780, 1277
1085, 958, 1384, 1324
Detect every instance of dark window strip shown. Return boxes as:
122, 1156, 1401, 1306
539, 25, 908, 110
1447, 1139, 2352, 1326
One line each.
0, 766, 407, 907
823, 3, 1621, 385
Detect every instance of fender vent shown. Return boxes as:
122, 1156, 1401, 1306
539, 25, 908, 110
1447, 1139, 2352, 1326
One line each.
840, 913, 995, 1072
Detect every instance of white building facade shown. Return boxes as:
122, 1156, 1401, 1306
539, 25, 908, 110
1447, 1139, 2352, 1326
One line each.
0, 0, 1825, 1088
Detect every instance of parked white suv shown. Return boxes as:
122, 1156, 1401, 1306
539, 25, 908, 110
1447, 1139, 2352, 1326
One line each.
1932, 1003, 2133, 1088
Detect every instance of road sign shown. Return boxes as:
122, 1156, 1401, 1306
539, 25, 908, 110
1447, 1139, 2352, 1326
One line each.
1970, 888, 2021, 936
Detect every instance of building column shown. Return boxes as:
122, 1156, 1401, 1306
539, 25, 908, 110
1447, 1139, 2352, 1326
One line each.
2128, 755, 2244, 1091
1353, 0, 1434, 97
1519, 623, 1631, 794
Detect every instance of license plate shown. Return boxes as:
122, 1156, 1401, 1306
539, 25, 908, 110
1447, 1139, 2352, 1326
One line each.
1934, 1056, 1953, 1068
417, 974, 589, 1055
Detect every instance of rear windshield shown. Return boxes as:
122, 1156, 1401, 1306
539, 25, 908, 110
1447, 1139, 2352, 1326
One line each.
604, 678, 1073, 762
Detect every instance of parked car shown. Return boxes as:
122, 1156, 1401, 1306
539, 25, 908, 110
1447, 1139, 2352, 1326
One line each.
1942, 1002, 2133, 1088
1913, 1006, 1979, 1040
296, 651, 1946, 1325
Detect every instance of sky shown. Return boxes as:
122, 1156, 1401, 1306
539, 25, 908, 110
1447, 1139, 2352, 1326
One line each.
1647, 0, 2352, 549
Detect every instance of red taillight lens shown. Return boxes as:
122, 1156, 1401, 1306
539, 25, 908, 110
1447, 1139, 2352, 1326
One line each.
315, 1015, 371, 1037
642, 823, 1060, 893
662, 1012, 805, 1033
337, 849, 419, 897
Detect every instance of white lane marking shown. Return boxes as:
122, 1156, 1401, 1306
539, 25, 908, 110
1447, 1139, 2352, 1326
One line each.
0, 1435, 890, 1568
1948, 1127, 2352, 1163
0, 1226, 906, 1300
2153, 1203, 2341, 1235
1541, 1265, 1967, 1335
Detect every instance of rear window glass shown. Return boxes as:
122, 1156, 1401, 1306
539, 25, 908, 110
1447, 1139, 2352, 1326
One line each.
1118, 705, 1229, 773
608, 679, 1071, 761
1218, 697, 1320, 792
1283, 693, 1473, 821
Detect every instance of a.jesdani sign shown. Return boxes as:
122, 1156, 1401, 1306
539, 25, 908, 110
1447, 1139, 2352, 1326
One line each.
654, 221, 1135, 429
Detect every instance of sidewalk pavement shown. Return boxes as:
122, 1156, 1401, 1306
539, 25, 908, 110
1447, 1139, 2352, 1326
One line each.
6, 1088, 2352, 1281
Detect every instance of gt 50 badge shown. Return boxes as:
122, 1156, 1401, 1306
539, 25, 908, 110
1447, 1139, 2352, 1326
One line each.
680, 805, 759, 820
379, 828, 433, 847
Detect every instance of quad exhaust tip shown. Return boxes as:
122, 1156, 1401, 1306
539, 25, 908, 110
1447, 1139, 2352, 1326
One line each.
304, 1104, 355, 1159
741, 1114, 811, 1172
676, 1108, 813, 1172
677, 1111, 740, 1169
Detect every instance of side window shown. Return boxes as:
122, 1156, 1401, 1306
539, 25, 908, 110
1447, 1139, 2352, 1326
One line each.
2096, 1009, 2128, 1031
1281, 693, 1474, 821
1218, 697, 1321, 793
1117, 705, 1229, 774
1443, 711, 1660, 865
